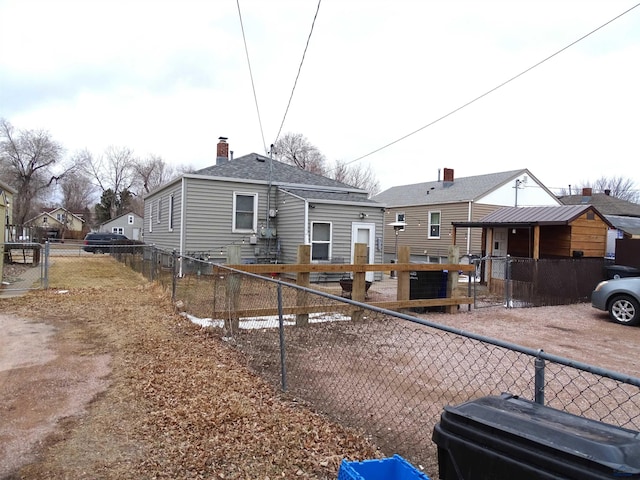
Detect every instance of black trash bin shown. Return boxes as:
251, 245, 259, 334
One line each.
409, 270, 448, 313
605, 265, 640, 279
432, 393, 640, 480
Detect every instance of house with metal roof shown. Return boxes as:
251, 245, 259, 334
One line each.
143, 138, 384, 280
372, 168, 560, 263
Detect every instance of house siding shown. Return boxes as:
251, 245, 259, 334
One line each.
275, 193, 306, 264
383, 202, 499, 262
145, 182, 182, 252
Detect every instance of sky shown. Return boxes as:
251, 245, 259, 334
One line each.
1, 0, 639, 196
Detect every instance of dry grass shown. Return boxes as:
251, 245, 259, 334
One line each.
3, 258, 380, 479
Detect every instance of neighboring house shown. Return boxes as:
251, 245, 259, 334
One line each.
27, 207, 86, 240
100, 212, 144, 240
1, 179, 17, 280
372, 168, 561, 263
143, 138, 385, 281
559, 187, 640, 257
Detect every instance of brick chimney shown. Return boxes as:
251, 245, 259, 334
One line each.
216, 137, 229, 165
582, 187, 592, 197
443, 168, 454, 187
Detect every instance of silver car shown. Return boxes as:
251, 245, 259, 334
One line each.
591, 277, 640, 326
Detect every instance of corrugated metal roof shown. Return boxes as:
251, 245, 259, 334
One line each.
453, 205, 613, 227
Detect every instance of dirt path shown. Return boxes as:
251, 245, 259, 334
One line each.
0, 312, 111, 478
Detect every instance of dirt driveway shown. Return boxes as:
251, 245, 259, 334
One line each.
1, 260, 640, 479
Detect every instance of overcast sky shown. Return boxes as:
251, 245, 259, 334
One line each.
1, 0, 639, 195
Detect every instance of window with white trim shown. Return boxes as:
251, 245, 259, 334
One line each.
396, 212, 406, 231
157, 198, 162, 223
128, 215, 134, 225
428, 211, 441, 239
233, 192, 257, 232
112, 227, 124, 234
168, 195, 174, 232
311, 222, 331, 260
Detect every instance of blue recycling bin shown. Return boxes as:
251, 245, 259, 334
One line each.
337, 455, 430, 480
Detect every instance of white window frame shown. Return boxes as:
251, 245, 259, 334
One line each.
311, 221, 332, 261
149, 203, 153, 233
428, 210, 441, 239
395, 212, 406, 231
156, 198, 162, 224
112, 227, 124, 234
127, 215, 134, 225
232, 192, 258, 233
168, 195, 174, 232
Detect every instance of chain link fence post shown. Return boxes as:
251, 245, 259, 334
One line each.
277, 282, 287, 392
43, 241, 50, 289
535, 349, 545, 405
505, 254, 512, 308
171, 249, 177, 301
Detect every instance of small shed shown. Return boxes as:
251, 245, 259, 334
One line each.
452, 205, 613, 260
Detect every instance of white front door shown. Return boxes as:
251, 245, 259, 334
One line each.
351, 222, 375, 282
132, 228, 140, 240
491, 228, 508, 279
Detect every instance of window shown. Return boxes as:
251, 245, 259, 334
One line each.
396, 212, 406, 231
428, 211, 441, 238
168, 195, 174, 232
311, 222, 331, 260
128, 215, 134, 225
56, 212, 67, 223
156, 199, 162, 223
233, 192, 257, 232
112, 227, 124, 234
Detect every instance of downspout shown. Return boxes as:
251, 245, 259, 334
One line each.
304, 200, 310, 244
179, 177, 186, 276
467, 201, 472, 255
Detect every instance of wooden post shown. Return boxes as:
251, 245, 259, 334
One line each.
446, 245, 460, 313
226, 245, 242, 335
296, 244, 310, 326
351, 243, 367, 321
396, 245, 410, 310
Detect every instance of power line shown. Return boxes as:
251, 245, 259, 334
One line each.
236, 0, 268, 155
273, 0, 322, 146
343, 2, 640, 167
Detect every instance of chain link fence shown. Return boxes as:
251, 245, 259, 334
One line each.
7, 244, 640, 472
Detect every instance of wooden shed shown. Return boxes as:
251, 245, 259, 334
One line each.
452, 205, 613, 260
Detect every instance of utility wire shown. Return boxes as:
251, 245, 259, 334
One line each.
237, 0, 268, 155
342, 2, 640, 167
273, 0, 322, 146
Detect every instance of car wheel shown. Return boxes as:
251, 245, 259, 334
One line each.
608, 295, 640, 326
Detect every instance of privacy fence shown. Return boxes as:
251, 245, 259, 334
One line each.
3, 243, 639, 474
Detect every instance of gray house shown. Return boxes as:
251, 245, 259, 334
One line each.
100, 211, 144, 240
143, 139, 384, 280
373, 168, 561, 263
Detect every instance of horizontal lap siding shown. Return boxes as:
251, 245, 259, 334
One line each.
276, 195, 306, 264
144, 183, 182, 252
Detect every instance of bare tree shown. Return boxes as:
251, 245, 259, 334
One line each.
332, 160, 381, 197
59, 150, 97, 212
0, 118, 71, 225
133, 154, 177, 194
84, 146, 137, 219
273, 132, 327, 175
561, 176, 639, 203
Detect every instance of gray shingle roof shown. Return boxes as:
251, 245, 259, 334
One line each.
196, 153, 358, 190
559, 193, 640, 217
606, 215, 640, 235
372, 169, 526, 206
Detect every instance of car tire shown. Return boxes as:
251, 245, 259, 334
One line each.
608, 295, 640, 326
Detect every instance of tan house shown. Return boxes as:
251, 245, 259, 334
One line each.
1, 179, 17, 280
372, 168, 561, 263
27, 207, 86, 241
